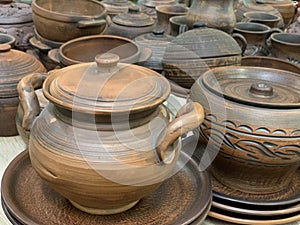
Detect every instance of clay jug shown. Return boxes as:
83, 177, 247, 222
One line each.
186, 0, 236, 33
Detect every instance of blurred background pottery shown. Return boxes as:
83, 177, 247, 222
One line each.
233, 22, 282, 56
162, 24, 245, 88
32, 0, 107, 43
18, 53, 204, 215
269, 32, 300, 65
190, 66, 300, 196
0, 44, 46, 136
155, 4, 189, 34
48, 35, 152, 67
0, 1, 34, 50
134, 29, 174, 72
242, 11, 282, 28
101, 0, 135, 18
138, 0, 176, 19
104, 6, 155, 39
186, 0, 236, 33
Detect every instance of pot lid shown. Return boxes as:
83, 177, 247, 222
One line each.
201, 66, 300, 109
43, 53, 170, 114
0, 2, 32, 24
135, 29, 174, 42
112, 5, 155, 27
163, 25, 242, 60
0, 44, 46, 98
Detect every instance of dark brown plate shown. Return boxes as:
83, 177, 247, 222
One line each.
1, 149, 212, 225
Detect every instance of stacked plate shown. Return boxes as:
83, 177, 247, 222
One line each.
1, 136, 212, 225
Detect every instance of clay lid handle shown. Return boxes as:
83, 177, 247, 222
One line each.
249, 82, 274, 97
95, 53, 120, 73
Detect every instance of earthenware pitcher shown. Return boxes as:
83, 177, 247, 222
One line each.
18, 53, 204, 215
186, 0, 236, 33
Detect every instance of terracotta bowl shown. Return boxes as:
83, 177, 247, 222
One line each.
48, 35, 152, 67
190, 66, 300, 195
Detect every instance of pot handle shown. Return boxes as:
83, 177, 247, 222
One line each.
48, 48, 61, 64
17, 73, 48, 131
231, 33, 248, 55
77, 19, 107, 28
156, 102, 204, 163
137, 47, 152, 63
265, 28, 282, 47
29, 36, 51, 52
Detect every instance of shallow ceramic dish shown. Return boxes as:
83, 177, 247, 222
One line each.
1, 149, 212, 225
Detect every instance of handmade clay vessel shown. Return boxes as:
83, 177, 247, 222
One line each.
234, 0, 284, 28
169, 15, 189, 36
233, 22, 282, 56
105, 6, 155, 39
32, 0, 107, 42
0, 2, 34, 50
242, 11, 281, 28
138, 0, 176, 19
101, 0, 134, 17
269, 32, 300, 65
18, 53, 204, 215
155, 4, 189, 35
0, 33, 15, 47
0, 44, 46, 136
190, 66, 300, 195
186, 0, 236, 33
47, 35, 152, 67
162, 24, 246, 88
134, 30, 174, 72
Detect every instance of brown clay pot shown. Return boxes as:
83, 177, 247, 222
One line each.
269, 32, 300, 65
0, 44, 46, 136
32, 0, 107, 43
242, 11, 282, 28
104, 6, 155, 39
241, 55, 300, 74
0, 2, 34, 50
0, 33, 15, 47
18, 53, 204, 215
47, 35, 152, 67
134, 30, 174, 72
162, 24, 246, 88
190, 66, 300, 195
138, 0, 176, 19
101, 0, 135, 18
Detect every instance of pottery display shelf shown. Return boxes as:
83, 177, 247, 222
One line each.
0, 135, 300, 225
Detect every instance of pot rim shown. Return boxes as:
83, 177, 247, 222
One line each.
58, 35, 142, 66
32, 0, 107, 22
270, 33, 300, 46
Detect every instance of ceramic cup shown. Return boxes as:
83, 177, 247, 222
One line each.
242, 11, 281, 28
169, 15, 189, 36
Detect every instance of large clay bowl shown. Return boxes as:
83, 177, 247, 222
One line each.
32, 0, 107, 42
48, 35, 151, 66
241, 56, 300, 74
190, 66, 300, 196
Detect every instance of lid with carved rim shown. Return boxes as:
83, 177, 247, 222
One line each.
43, 53, 170, 114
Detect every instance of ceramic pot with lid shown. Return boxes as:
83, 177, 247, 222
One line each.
162, 24, 246, 88
0, 2, 34, 50
32, 0, 107, 43
134, 29, 174, 72
18, 53, 204, 215
190, 66, 300, 196
104, 6, 155, 39
0, 44, 46, 136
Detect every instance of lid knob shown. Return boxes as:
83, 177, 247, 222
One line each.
128, 5, 140, 13
152, 29, 165, 36
95, 53, 120, 73
249, 82, 274, 97
0, 44, 11, 52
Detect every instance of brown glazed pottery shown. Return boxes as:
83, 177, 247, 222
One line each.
32, 0, 107, 43
169, 15, 189, 36
190, 66, 300, 195
233, 22, 282, 56
18, 53, 204, 215
155, 4, 189, 35
186, 0, 236, 33
134, 29, 174, 72
269, 32, 300, 65
241, 55, 300, 74
0, 44, 46, 136
256, 0, 296, 28
105, 6, 155, 39
162, 25, 245, 88
234, 0, 284, 28
47, 35, 152, 67
0, 2, 34, 50
242, 11, 281, 28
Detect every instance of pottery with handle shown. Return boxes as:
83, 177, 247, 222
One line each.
18, 53, 204, 215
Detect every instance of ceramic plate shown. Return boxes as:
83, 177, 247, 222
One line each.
1, 149, 212, 225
